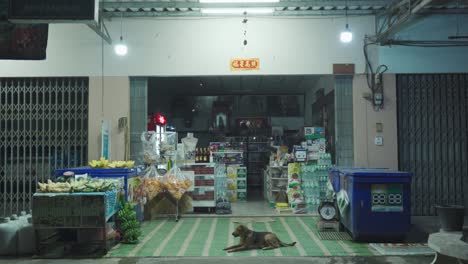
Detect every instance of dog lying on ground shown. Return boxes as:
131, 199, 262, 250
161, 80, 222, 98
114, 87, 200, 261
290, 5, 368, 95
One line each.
223, 224, 296, 253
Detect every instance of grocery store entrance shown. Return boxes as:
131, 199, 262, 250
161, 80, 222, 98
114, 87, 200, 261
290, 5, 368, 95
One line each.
130, 75, 340, 216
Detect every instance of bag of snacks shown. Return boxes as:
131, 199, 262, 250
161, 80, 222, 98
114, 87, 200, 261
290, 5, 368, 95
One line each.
162, 167, 192, 200
142, 177, 163, 202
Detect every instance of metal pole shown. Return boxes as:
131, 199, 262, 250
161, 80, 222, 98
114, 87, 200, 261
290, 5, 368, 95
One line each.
10, 80, 14, 216
22, 80, 26, 212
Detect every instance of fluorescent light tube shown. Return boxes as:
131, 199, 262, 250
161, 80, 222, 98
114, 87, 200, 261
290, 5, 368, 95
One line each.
201, 8, 274, 14
200, 0, 279, 2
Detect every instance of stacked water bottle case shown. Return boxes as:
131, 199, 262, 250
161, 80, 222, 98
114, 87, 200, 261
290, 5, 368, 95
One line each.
301, 153, 333, 212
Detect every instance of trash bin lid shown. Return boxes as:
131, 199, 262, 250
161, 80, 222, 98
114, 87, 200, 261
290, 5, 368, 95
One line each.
329, 167, 388, 172
341, 168, 412, 178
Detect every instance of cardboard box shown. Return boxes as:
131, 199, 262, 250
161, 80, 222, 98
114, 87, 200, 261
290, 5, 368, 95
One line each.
227, 178, 237, 190
228, 190, 237, 202
288, 163, 301, 186
237, 190, 247, 201
304, 127, 325, 137
227, 165, 239, 178
237, 167, 247, 175
237, 179, 247, 190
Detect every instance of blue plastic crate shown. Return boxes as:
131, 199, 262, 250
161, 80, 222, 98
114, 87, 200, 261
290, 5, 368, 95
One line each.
54, 167, 142, 202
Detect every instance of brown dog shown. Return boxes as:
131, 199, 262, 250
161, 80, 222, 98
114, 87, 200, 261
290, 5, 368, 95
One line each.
223, 224, 296, 253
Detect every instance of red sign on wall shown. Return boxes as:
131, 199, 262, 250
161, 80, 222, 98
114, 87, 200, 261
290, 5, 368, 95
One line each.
230, 58, 260, 71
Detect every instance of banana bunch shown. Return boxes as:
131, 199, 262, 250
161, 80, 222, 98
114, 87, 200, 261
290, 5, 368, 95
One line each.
38, 180, 71, 193
89, 157, 135, 168
109, 160, 135, 168
89, 157, 110, 168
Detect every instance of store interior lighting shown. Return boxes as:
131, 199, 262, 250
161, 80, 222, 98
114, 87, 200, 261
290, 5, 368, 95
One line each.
200, 0, 279, 2
340, 24, 353, 43
114, 14, 128, 56
114, 36, 128, 56
340, 0, 353, 43
201, 8, 274, 14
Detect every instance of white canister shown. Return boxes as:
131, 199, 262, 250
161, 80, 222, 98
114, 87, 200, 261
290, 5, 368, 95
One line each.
17, 216, 36, 255
0, 217, 18, 256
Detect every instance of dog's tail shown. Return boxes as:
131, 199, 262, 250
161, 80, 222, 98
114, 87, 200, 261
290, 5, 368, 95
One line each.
280, 241, 296, 247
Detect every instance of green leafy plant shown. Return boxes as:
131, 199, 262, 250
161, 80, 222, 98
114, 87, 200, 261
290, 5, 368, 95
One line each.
117, 202, 141, 244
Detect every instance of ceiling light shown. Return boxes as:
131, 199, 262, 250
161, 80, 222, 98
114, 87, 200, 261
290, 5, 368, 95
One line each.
201, 8, 274, 14
340, 0, 352, 43
114, 37, 128, 56
200, 0, 279, 2
114, 14, 128, 56
340, 24, 353, 43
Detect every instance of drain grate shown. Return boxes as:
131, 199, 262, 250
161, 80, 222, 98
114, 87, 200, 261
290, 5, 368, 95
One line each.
318, 231, 352, 240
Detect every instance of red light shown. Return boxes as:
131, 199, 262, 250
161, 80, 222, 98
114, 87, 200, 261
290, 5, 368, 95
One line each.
155, 114, 167, 126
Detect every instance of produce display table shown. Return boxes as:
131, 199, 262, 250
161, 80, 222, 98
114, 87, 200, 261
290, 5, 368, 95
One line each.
54, 167, 143, 202
32, 191, 119, 255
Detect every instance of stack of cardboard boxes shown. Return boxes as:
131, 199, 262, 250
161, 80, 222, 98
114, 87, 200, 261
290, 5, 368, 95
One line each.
237, 167, 247, 201
226, 165, 248, 202
304, 127, 326, 161
287, 163, 304, 208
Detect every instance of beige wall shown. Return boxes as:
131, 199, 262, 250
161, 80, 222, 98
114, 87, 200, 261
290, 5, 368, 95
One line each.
88, 77, 130, 162
353, 74, 398, 169
0, 16, 375, 77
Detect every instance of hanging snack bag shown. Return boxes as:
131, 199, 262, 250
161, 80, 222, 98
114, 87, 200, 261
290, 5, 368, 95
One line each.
142, 177, 163, 202
162, 167, 193, 200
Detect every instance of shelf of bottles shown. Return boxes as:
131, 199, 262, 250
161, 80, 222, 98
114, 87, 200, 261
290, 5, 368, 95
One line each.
194, 147, 211, 164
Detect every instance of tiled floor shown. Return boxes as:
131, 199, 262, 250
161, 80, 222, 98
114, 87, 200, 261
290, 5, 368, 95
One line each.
107, 216, 375, 257
230, 201, 277, 216
187, 200, 316, 217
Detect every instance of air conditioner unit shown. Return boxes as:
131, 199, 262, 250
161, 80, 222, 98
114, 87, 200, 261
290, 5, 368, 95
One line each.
8, 0, 98, 24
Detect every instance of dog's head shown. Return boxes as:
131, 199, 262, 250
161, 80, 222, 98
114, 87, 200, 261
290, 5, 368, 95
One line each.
232, 224, 250, 238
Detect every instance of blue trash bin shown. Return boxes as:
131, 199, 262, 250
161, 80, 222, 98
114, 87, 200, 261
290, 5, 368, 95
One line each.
338, 168, 412, 241
328, 167, 388, 193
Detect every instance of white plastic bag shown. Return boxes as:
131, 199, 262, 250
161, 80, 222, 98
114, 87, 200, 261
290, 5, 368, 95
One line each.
162, 167, 192, 200
141, 131, 160, 165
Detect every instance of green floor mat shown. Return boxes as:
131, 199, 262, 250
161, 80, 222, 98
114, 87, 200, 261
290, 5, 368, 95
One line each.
107, 216, 375, 257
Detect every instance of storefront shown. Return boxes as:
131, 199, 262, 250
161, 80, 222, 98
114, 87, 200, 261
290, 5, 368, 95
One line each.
128, 74, 346, 217
1, 3, 467, 259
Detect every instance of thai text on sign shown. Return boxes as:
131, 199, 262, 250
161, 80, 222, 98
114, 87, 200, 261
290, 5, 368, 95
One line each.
230, 58, 260, 71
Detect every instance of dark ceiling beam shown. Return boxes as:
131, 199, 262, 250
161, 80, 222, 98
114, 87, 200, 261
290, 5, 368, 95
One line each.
374, 0, 435, 42
101, 1, 391, 9
87, 18, 112, 44
102, 9, 378, 18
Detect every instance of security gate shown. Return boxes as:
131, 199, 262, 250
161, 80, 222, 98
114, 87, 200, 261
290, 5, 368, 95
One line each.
397, 74, 468, 216
0, 78, 88, 217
